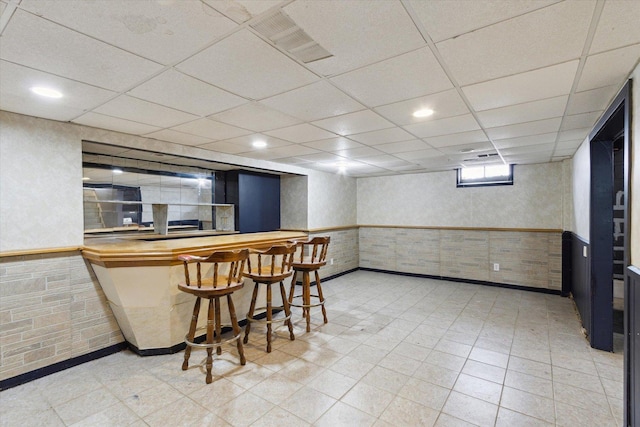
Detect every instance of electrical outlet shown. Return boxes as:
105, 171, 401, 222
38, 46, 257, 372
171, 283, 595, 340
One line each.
583, 246, 587, 257
330, 258, 334, 265
493, 263, 500, 271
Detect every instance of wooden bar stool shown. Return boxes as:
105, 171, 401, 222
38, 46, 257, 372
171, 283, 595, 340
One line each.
177, 249, 248, 384
288, 237, 330, 332
243, 244, 296, 352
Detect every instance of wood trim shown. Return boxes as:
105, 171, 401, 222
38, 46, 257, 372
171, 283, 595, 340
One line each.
280, 226, 358, 233
358, 225, 563, 233
0, 246, 82, 258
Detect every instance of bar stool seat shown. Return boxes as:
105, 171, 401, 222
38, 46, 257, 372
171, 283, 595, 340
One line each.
243, 244, 296, 352
177, 249, 248, 384
288, 237, 330, 332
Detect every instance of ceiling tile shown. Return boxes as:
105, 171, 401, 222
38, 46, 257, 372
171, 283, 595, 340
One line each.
274, 157, 315, 166
93, 95, 198, 128
375, 140, 432, 154
333, 146, 385, 159
436, 1, 593, 85
437, 142, 496, 155
553, 148, 578, 157
561, 111, 602, 131
144, 129, 213, 146
348, 128, 416, 146
265, 123, 337, 143
0, 60, 116, 121
284, 0, 425, 76
558, 128, 590, 142
486, 117, 562, 140
463, 60, 579, 111
260, 81, 364, 121
394, 149, 442, 161
503, 153, 552, 164
555, 139, 584, 150
500, 143, 554, 156
303, 137, 363, 152
198, 140, 248, 155
577, 44, 640, 92
476, 96, 568, 128
403, 114, 480, 138
590, 0, 640, 54
128, 70, 247, 116
171, 118, 251, 140
296, 152, 347, 163
312, 110, 394, 136
204, 0, 285, 23
212, 133, 291, 151
566, 85, 619, 115
492, 132, 558, 149
210, 102, 300, 132
240, 144, 319, 161
423, 130, 489, 148
176, 29, 317, 99
0, 10, 163, 91
19, 0, 238, 64
359, 155, 412, 167
409, 0, 559, 43
374, 89, 469, 126
72, 112, 161, 135
330, 47, 452, 107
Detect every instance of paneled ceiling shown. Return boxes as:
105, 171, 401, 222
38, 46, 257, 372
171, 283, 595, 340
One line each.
1, 0, 639, 177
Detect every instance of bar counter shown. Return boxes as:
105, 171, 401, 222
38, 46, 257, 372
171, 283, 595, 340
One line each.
82, 231, 307, 352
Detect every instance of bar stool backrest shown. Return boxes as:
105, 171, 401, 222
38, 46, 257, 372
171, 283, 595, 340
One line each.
246, 244, 296, 280
178, 249, 249, 289
290, 236, 330, 267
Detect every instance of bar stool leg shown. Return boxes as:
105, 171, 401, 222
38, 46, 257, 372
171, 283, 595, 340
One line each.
279, 281, 295, 341
266, 283, 273, 353
206, 298, 215, 384
183, 297, 201, 370
288, 271, 297, 304
227, 294, 246, 365
244, 283, 259, 344
315, 270, 328, 324
214, 297, 222, 356
303, 271, 311, 332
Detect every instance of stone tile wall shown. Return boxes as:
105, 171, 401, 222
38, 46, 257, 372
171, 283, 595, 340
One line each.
0, 252, 123, 382
308, 227, 359, 278
360, 227, 562, 291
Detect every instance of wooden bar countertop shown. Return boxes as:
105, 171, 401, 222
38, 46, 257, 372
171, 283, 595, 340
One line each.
82, 230, 308, 267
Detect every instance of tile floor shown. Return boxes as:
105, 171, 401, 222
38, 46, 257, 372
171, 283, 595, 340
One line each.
0, 271, 625, 426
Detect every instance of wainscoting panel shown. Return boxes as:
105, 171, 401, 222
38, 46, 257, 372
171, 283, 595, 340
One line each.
571, 233, 591, 337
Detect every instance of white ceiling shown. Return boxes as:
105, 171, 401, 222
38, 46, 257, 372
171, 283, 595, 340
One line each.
1, 0, 639, 177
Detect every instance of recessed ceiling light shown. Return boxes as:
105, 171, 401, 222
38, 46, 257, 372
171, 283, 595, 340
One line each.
31, 86, 63, 98
253, 140, 267, 148
112, 168, 123, 174
460, 148, 475, 153
82, 177, 91, 181
412, 108, 434, 118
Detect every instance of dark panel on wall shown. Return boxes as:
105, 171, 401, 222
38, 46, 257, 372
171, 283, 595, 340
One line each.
225, 171, 280, 234
562, 231, 572, 297
572, 234, 591, 337
626, 266, 640, 427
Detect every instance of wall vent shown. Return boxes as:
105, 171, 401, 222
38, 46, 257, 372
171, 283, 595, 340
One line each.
251, 10, 332, 63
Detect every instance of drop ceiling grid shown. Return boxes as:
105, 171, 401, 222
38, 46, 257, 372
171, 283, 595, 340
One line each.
0, 0, 638, 176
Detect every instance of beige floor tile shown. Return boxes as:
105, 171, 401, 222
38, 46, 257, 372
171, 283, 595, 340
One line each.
226, 363, 276, 389
434, 412, 479, 426
143, 396, 212, 427
252, 348, 298, 372
307, 368, 357, 399
123, 382, 184, 418
347, 343, 389, 364
398, 377, 451, 410
53, 387, 119, 425
329, 355, 374, 380
379, 395, 439, 427
390, 341, 433, 361
404, 331, 441, 349
552, 366, 604, 394
442, 391, 498, 427
555, 401, 618, 427
249, 372, 304, 405
378, 351, 422, 376
468, 347, 509, 369
425, 350, 467, 372
504, 370, 553, 399
552, 381, 612, 417
250, 407, 310, 427
500, 386, 555, 424
461, 360, 506, 384
278, 386, 336, 423
188, 377, 245, 409
601, 376, 624, 400
434, 339, 472, 358
361, 365, 410, 394
68, 401, 140, 427
507, 356, 552, 380
314, 401, 376, 427
414, 362, 460, 389
453, 373, 502, 405
495, 407, 553, 426
341, 382, 394, 417
213, 392, 274, 427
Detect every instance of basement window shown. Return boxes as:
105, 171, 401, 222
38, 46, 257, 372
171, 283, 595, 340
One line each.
457, 164, 513, 188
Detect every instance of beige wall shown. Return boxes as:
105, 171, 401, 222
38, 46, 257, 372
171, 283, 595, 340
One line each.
571, 136, 591, 240
307, 170, 357, 229
280, 174, 308, 229
357, 163, 566, 230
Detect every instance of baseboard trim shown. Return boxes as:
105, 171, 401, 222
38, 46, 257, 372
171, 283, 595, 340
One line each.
0, 342, 127, 391
359, 267, 562, 295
